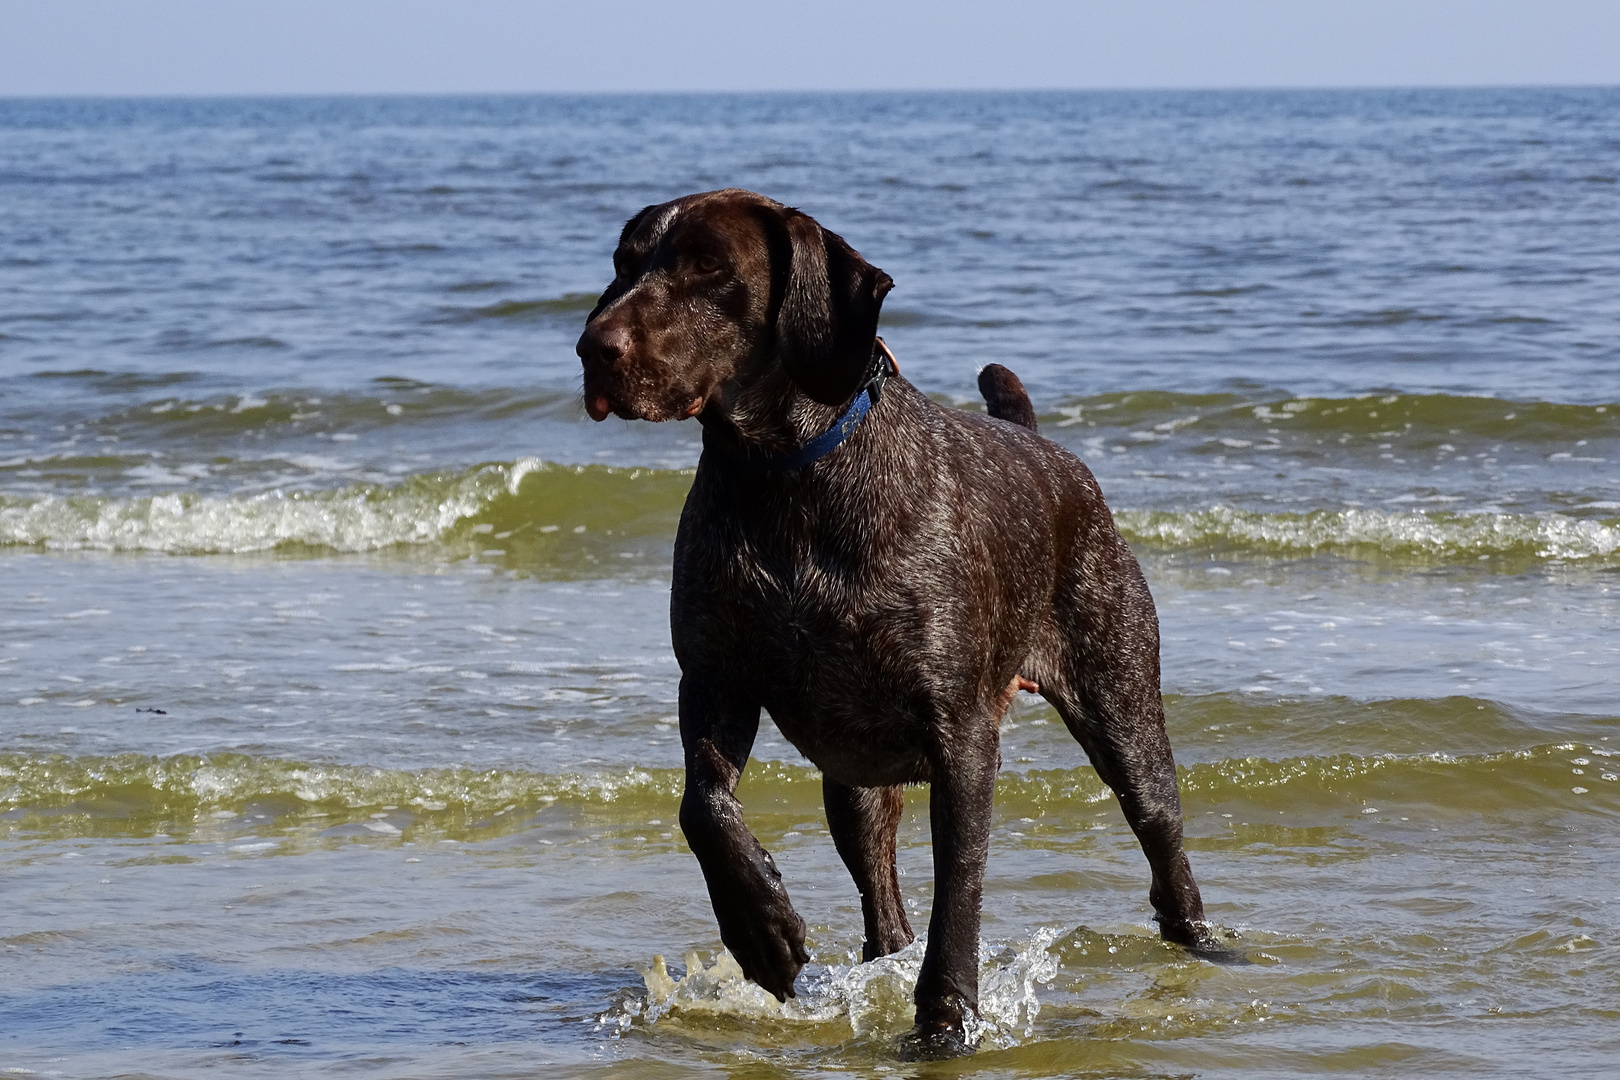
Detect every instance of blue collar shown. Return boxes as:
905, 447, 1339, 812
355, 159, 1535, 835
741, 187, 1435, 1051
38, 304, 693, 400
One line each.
728, 342, 897, 474
753, 385, 875, 473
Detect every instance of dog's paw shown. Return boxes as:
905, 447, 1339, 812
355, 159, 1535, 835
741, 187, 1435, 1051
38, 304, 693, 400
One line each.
897, 1027, 974, 1061
898, 1000, 977, 1060
1160, 919, 1252, 965
718, 898, 808, 1001
710, 850, 809, 1001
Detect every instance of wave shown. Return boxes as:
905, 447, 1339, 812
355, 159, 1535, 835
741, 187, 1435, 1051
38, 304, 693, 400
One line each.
1043, 389, 1618, 440
11, 382, 1616, 449
4, 456, 1617, 567
1115, 504, 1620, 562
0, 751, 685, 822
56, 385, 582, 441
436, 291, 599, 323
4, 741, 1612, 836
0, 459, 690, 569
1001, 742, 1618, 819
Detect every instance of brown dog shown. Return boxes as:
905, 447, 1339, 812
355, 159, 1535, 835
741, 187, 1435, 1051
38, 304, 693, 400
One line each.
577, 189, 1225, 1050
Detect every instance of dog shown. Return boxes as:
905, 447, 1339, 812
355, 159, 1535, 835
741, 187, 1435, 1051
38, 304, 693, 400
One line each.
576, 189, 1225, 1049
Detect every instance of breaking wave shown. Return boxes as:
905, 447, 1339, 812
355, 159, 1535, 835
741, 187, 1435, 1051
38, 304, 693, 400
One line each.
0, 459, 690, 569
1115, 504, 1620, 562
4, 457, 1616, 568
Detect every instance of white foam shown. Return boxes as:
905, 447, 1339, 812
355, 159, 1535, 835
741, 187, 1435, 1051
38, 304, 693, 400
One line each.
608, 927, 1060, 1048
0, 466, 507, 555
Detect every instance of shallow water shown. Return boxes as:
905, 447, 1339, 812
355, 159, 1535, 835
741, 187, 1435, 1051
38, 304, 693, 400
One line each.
3, 89, 1619, 1078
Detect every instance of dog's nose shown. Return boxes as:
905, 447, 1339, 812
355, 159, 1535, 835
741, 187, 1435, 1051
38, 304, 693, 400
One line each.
576, 321, 630, 368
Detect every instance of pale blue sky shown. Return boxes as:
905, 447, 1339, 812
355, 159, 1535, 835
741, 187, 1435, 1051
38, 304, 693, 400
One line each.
3, 0, 1617, 97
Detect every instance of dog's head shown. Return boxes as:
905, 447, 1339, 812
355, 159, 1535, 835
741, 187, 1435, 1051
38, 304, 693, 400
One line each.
575, 189, 893, 422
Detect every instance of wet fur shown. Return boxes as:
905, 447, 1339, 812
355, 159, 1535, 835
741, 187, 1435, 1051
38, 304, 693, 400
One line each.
577, 189, 1223, 1047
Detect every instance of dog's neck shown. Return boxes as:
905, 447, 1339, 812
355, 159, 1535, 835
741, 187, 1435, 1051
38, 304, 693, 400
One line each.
698, 345, 895, 464
701, 364, 842, 456
699, 338, 899, 464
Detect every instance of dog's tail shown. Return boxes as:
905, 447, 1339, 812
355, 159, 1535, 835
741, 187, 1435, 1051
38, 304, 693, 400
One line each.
977, 364, 1038, 432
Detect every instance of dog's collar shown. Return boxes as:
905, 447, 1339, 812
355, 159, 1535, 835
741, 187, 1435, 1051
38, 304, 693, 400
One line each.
728, 339, 899, 474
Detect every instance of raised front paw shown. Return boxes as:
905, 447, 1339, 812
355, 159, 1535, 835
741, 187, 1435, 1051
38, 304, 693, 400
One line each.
709, 851, 810, 1001
719, 896, 808, 1001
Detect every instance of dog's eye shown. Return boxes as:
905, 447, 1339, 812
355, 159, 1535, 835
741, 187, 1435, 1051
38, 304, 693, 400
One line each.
695, 255, 722, 274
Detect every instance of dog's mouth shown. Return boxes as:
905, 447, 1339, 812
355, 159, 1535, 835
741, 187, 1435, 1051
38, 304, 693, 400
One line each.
583, 387, 705, 424
580, 373, 636, 422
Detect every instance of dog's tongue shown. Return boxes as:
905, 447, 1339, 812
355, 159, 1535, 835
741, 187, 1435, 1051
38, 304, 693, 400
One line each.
585, 394, 612, 422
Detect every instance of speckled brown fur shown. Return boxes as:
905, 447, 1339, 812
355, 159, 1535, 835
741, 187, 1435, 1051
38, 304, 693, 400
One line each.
576, 189, 1224, 1049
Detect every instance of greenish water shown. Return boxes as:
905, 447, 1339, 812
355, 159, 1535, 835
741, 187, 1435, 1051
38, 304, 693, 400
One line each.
7, 688, 1618, 1076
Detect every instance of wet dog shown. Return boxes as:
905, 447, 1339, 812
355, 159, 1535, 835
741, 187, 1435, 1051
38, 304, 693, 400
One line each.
576, 189, 1225, 1049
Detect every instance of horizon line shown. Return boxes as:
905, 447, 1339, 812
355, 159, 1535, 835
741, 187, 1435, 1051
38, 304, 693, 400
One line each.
4, 82, 1620, 103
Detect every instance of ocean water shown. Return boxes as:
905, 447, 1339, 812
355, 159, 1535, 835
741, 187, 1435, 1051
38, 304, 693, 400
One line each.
2, 89, 1618, 1078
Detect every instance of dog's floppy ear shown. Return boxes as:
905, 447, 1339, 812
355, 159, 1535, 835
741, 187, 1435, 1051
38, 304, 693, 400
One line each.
775, 209, 894, 407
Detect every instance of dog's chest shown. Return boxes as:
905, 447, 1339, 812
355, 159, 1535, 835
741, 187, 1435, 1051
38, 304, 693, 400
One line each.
754, 590, 929, 783
738, 553, 906, 696
673, 457, 999, 780
688, 534, 944, 778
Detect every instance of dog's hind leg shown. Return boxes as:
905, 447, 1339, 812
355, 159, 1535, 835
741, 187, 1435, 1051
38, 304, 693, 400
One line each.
823, 778, 915, 961
1042, 558, 1231, 958
1045, 678, 1219, 953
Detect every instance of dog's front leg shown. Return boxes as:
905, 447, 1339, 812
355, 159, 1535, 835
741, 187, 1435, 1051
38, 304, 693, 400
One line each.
677, 676, 809, 1001
911, 730, 999, 1044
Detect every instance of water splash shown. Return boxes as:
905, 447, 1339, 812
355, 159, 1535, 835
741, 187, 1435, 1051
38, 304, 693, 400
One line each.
606, 927, 1061, 1048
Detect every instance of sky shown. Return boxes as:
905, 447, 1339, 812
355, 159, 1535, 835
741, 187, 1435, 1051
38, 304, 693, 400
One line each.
2, 0, 1618, 97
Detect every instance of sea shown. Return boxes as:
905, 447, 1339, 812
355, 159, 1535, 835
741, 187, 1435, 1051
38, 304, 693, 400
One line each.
2, 89, 1618, 1078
